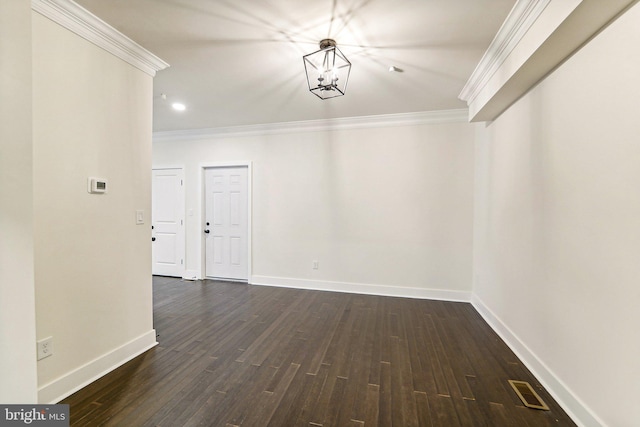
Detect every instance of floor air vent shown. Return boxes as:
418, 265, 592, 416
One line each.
508, 380, 549, 410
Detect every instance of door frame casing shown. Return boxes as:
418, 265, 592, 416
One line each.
151, 166, 186, 277
198, 162, 252, 282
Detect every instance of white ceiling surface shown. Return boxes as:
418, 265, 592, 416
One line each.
75, 0, 516, 132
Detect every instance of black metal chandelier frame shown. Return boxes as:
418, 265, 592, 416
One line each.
303, 39, 351, 100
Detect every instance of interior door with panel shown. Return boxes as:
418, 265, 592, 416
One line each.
204, 166, 248, 281
152, 168, 185, 277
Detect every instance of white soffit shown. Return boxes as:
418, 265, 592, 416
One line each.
31, 0, 169, 76
460, 0, 637, 122
152, 109, 469, 142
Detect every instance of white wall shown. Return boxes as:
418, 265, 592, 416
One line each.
32, 12, 156, 402
0, 0, 38, 403
154, 120, 476, 299
473, 3, 640, 426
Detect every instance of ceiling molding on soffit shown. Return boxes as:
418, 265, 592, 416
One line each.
152, 109, 469, 142
459, 0, 638, 122
458, 0, 551, 106
31, 0, 169, 76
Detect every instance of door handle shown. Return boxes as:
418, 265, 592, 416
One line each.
204, 229, 210, 234
152, 237, 156, 241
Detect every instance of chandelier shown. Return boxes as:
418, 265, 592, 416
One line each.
303, 39, 351, 99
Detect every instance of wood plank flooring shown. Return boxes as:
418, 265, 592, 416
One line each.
63, 277, 577, 426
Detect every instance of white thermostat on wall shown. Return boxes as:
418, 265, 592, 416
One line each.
87, 177, 108, 194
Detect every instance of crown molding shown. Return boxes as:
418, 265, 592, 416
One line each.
460, 0, 637, 122
152, 109, 469, 142
459, 0, 551, 104
31, 0, 169, 76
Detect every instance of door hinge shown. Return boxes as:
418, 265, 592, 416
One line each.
181, 219, 183, 225
181, 259, 184, 265
181, 179, 183, 186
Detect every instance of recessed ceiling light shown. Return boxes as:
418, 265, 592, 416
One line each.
172, 102, 186, 111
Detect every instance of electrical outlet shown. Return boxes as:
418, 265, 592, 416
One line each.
312, 260, 319, 270
37, 337, 53, 361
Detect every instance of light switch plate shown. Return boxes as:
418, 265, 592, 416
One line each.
136, 210, 144, 225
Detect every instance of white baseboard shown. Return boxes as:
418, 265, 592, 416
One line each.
250, 275, 471, 302
38, 329, 158, 404
471, 294, 603, 427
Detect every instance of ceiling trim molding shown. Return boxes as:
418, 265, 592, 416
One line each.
458, 0, 551, 104
152, 109, 469, 142
31, 0, 169, 76
460, 0, 637, 122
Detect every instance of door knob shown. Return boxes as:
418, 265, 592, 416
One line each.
151, 237, 156, 241
204, 229, 210, 234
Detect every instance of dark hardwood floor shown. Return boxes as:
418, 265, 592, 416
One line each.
63, 276, 576, 426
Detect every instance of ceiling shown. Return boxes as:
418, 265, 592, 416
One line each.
74, 0, 516, 132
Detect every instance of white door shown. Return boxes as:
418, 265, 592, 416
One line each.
152, 168, 185, 277
204, 166, 248, 281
